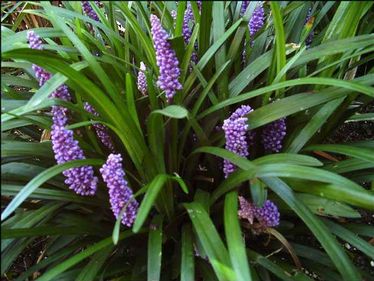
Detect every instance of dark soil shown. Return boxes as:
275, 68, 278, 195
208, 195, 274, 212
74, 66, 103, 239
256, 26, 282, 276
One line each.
2, 237, 47, 281
326, 101, 374, 144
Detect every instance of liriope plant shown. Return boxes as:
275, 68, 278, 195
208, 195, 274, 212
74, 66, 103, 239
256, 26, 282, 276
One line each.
1, 1, 374, 281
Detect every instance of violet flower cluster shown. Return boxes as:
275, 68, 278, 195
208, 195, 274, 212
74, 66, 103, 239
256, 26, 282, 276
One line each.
81, 1, 100, 21
28, 32, 51, 86
84, 102, 115, 152
27, 31, 98, 196
51, 125, 98, 196
222, 105, 253, 177
182, 3, 194, 44
304, 8, 314, 48
249, 4, 265, 41
150, 14, 182, 102
240, 0, 249, 16
262, 117, 286, 153
100, 154, 139, 227
238, 196, 280, 229
242, 4, 265, 63
172, 4, 198, 65
137, 61, 148, 96
186, 3, 199, 65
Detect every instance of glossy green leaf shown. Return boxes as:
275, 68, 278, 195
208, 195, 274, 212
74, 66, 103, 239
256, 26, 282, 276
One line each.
148, 215, 163, 281
322, 219, 374, 259
304, 144, 374, 163
262, 177, 361, 281
181, 224, 194, 281
1, 159, 104, 221
184, 202, 235, 281
224, 191, 252, 281
133, 175, 168, 233
36, 231, 134, 281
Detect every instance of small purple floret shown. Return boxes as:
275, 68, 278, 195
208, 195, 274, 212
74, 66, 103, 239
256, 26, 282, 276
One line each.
150, 14, 182, 103
100, 154, 139, 227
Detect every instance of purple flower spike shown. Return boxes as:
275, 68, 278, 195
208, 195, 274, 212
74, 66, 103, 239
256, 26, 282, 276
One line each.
242, 5, 265, 66
137, 62, 148, 96
84, 102, 115, 151
240, 1, 250, 16
182, 3, 194, 44
172, 5, 198, 65
27, 30, 43, 50
100, 154, 139, 227
222, 105, 253, 177
150, 14, 182, 103
27, 31, 51, 86
51, 125, 98, 196
254, 200, 280, 228
249, 5, 265, 42
28, 31, 98, 196
262, 118, 286, 153
81, 1, 100, 21
238, 197, 280, 230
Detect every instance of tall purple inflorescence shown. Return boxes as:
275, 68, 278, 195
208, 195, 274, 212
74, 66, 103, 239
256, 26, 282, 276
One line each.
172, 4, 198, 65
182, 3, 194, 44
262, 117, 286, 153
137, 61, 148, 96
27, 31, 98, 196
222, 105, 253, 177
240, 0, 249, 16
81, 1, 100, 21
51, 126, 98, 195
238, 197, 280, 230
249, 4, 265, 41
150, 14, 182, 103
28, 31, 51, 86
242, 4, 265, 64
84, 102, 115, 151
100, 154, 139, 227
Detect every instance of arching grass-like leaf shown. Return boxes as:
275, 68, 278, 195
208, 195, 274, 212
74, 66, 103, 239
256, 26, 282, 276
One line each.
261, 177, 361, 281
147, 215, 163, 281
224, 191, 252, 281
184, 202, 235, 281
1, 159, 104, 221
181, 224, 194, 281
36, 231, 134, 281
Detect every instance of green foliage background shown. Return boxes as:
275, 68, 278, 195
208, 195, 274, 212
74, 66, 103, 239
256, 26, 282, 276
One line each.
1, 1, 374, 281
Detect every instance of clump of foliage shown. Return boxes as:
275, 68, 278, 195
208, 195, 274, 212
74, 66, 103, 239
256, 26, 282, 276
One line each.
1, 1, 374, 281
